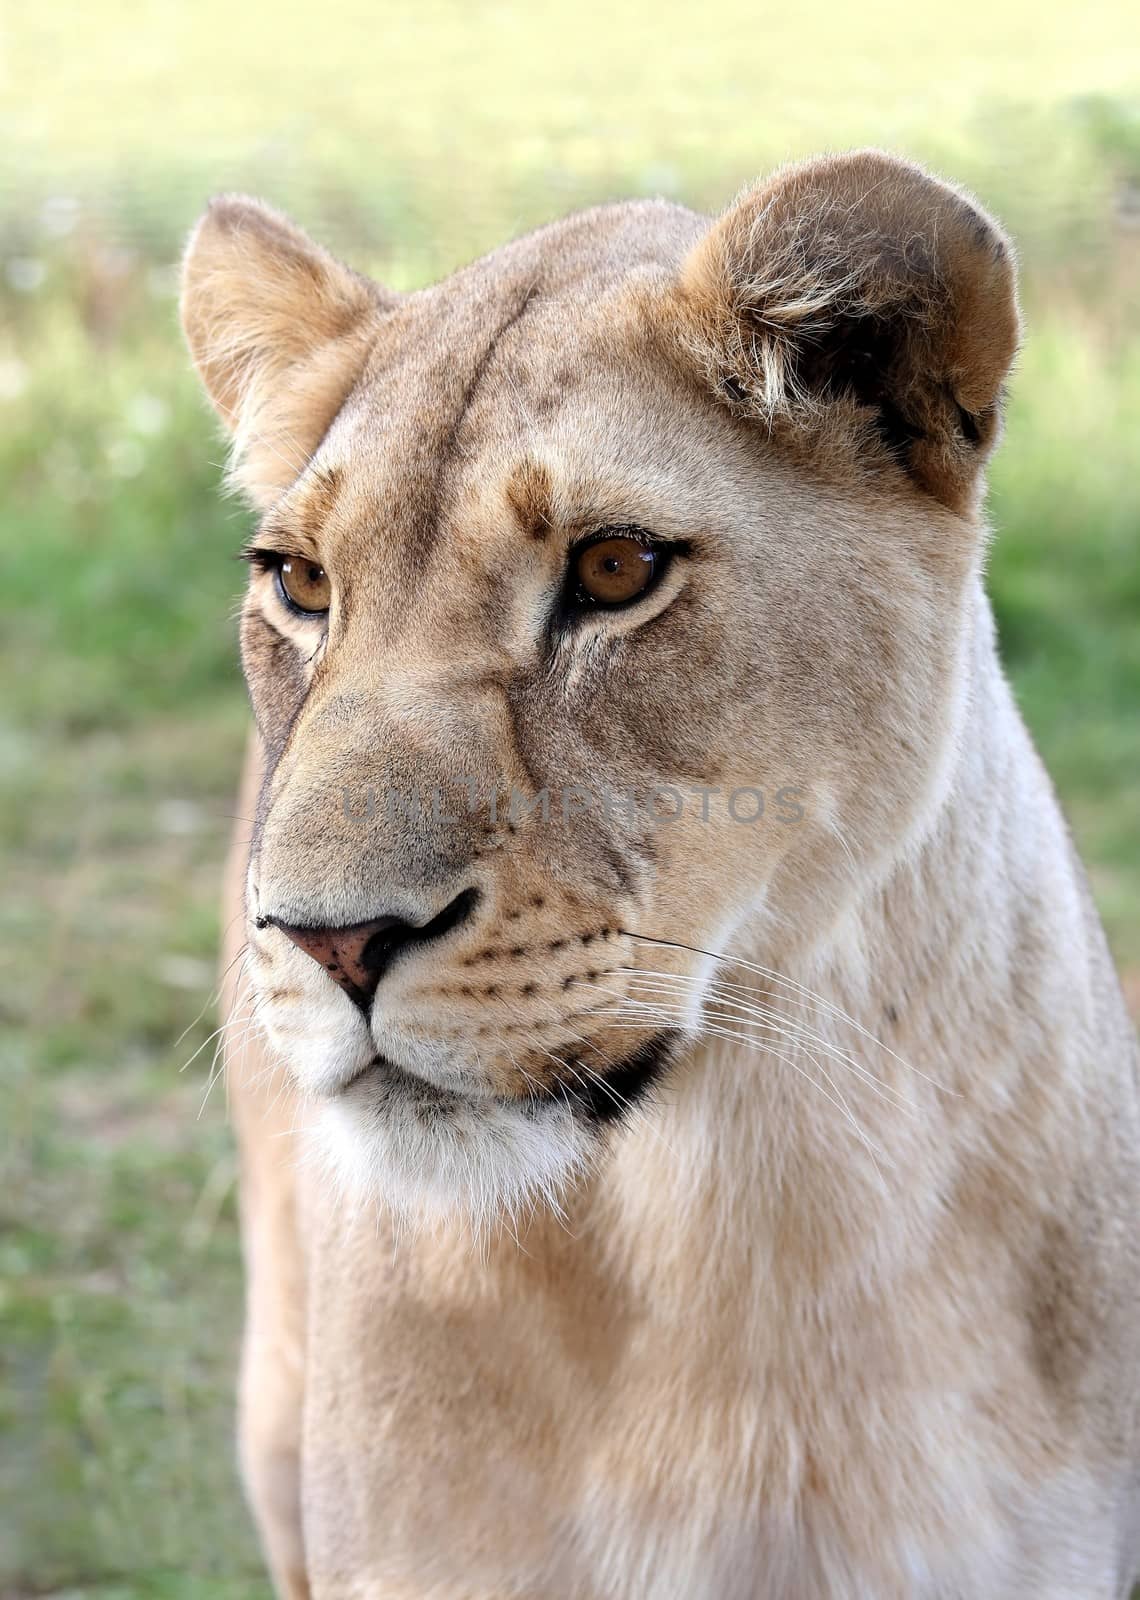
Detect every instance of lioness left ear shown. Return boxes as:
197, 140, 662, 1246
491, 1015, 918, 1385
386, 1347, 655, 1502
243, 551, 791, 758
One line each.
678, 150, 1020, 512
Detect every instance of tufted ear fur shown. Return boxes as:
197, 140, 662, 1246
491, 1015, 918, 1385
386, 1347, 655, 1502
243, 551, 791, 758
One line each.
679, 150, 1020, 513
181, 196, 393, 506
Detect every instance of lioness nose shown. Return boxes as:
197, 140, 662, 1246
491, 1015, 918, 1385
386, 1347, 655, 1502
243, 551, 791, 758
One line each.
265, 888, 478, 1010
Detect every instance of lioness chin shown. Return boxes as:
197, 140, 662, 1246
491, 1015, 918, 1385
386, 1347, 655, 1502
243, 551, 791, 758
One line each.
183, 151, 1140, 1598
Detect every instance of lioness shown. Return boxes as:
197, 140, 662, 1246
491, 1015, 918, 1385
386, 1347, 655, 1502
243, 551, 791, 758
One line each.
182, 151, 1140, 1598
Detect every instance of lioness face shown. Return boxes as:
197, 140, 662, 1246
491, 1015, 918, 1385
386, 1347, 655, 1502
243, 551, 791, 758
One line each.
183, 154, 1017, 1223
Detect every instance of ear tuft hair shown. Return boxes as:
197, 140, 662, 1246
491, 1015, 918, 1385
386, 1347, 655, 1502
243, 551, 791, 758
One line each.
181, 197, 393, 506
679, 150, 1020, 511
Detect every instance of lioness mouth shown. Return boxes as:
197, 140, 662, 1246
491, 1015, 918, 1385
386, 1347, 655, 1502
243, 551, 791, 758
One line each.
339, 1054, 399, 1094
338, 1054, 459, 1106
341, 1030, 680, 1128
540, 1029, 682, 1125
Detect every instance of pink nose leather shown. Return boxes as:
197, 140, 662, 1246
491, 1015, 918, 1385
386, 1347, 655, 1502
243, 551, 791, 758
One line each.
274, 917, 412, 1007
262, 888, 480, 1010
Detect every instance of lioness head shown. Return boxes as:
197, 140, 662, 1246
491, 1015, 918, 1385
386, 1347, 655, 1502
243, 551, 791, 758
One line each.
183, 151, 1018, 1226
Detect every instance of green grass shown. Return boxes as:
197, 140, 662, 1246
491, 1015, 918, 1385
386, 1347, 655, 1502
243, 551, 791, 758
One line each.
1, 3, 1138, 1592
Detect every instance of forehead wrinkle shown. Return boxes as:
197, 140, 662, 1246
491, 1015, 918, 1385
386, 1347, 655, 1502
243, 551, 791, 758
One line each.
419, 282, 543, 549
304, 278, 602, 610
320, 279, 545, 607
441, 286, 540, 458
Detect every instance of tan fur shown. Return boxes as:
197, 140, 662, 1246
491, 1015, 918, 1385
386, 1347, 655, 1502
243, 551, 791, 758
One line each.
185, 152, 1140, 1597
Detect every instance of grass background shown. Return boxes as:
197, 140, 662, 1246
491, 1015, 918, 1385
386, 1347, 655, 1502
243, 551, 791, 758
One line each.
1, 3, 1138, 1595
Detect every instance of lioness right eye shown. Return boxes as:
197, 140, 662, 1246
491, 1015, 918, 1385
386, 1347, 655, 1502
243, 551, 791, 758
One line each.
242, 545, 333, 617
577, 536, 657, 606
277, 557, 331, 615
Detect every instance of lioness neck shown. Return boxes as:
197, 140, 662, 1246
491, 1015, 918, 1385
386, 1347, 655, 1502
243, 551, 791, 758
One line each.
595, 579, 1100, 1313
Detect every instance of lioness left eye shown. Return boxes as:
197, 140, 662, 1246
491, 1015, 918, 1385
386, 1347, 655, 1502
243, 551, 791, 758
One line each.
569, 532, 668, 610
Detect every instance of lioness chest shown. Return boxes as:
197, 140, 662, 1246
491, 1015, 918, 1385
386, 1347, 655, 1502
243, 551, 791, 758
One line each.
297, 1195, 1124, 1600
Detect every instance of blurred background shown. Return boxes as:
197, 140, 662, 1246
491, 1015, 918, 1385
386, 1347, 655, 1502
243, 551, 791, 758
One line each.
1, 2, 1138, 1595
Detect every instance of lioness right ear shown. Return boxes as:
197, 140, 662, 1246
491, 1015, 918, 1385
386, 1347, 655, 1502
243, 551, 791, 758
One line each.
678, 150, 1020, 513
181, 196, 394, 506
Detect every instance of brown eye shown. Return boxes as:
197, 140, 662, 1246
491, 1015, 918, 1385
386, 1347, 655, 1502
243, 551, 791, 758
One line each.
575, 535, 658, 608
277, 557, 331, 615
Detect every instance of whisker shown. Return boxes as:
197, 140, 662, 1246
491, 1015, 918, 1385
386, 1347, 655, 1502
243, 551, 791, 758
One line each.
497, 987, 678, 1159
198, 994, 267, 1118
172, 930, 249, 1050
620, 931, 954, 1095
585, 978, 894, 1166
598, 1013, 892, 1175
610, 972, 920, 1116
